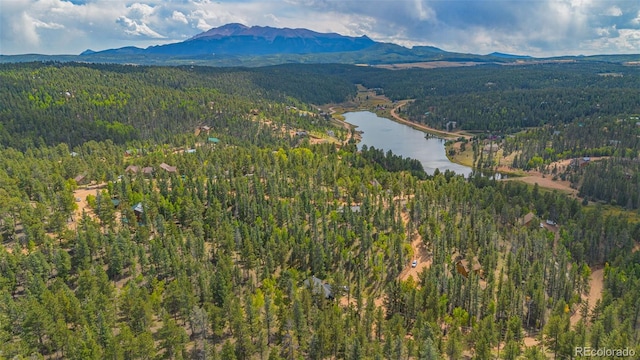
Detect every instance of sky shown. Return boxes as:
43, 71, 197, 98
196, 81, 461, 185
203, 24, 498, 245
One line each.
1, 0, 640, 57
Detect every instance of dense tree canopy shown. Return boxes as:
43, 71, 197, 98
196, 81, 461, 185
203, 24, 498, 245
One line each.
0, 62, 638, 359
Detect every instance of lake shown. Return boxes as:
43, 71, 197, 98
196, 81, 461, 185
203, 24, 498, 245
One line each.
344, 111, 473, 177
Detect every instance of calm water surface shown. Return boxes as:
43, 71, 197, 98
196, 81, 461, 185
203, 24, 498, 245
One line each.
344, 111, 473, 177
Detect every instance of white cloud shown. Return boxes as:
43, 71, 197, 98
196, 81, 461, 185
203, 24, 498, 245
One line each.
128, 3, 156, 19
265, 14, 281, 24
116, 16, 166, 38
414, 0, 435, 21
172, 11, 189, 24
33, 18, 65, 30
604, 6, 623, 16
1, 0, 640, 56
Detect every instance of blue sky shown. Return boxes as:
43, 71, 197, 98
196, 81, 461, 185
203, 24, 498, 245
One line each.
1, 0, 639, 56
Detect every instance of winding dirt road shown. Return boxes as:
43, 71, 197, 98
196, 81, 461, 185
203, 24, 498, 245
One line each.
389, 100, 472, 140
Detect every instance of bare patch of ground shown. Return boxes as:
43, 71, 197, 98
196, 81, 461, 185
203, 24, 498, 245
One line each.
373, 61, 483, 70
497, 156, 610, 196
502, 173, 578, 196
523, 336, 540, 348
68, 184, 106, 230
570, 268, 604, 326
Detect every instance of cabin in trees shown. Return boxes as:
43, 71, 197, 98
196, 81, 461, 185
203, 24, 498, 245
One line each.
125, 165, 139, 174
453, 253, 483, 278
132, 202, 144, 222
304, 276, 334, 300
521, 212, 536, 227
456, 259, 483, 278
337, 205, 361, 213
570, 157, 591, 168
159, 163, 177, 173
195, 125, 211, 136
111, 198, 121, 209
73, 174, 88, 186
482, 143, 500, 153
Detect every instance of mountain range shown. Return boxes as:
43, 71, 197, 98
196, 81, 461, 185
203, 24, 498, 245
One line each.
83, 23, 377, 57
2, 23, 639, 67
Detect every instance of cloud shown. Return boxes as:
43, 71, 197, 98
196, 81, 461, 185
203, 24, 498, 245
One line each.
32, 18, 65, 30
605, 6, 623, 16
172, 11, 189, 24
264, 14, 281, 24
116, 16, 166, 38
1, 0, 640, 56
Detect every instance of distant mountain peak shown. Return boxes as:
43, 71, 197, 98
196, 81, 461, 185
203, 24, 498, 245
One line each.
487, 52, 532, 59
189, 23, 249, 40
189, 23, 370, 43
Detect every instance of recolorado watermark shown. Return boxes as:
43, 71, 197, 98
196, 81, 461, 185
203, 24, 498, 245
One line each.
575, 347, 636, 358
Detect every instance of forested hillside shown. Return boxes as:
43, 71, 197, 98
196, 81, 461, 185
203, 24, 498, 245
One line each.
0, 63, 355, 150
0, 63, 639, 359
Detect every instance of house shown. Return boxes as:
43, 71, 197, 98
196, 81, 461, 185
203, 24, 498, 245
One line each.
521, 212, 535, 226
142, 167, 154, 176
195, 125, 211, 136
456, 258, 483, 279
572, 157, 591, 168
159, 163, 177, 173
73, 174, 88, 185
337, 205, 361, 213
111, 198, 121, 208
452, 252, 483, 278
70, 151, 79, 157
186, 149, 196, 154
132, 202, 144, 222
303, 276, 334, 299
125, 165, 139, 174
208, 137, 220, 144
483, 143, 500, 153
295, 131, 308, 137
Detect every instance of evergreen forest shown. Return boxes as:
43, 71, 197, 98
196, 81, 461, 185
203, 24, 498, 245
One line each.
0, 62, 639, 359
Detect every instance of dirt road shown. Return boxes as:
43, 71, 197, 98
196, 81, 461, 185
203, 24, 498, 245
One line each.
398, 212, 432, 281
570, 268, 604, 326
389, 101, 471, 140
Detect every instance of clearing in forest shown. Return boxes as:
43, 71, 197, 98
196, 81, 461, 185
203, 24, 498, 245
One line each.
570, 268, 604, 326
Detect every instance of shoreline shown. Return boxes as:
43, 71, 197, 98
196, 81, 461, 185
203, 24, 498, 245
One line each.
334, 104, 474, 169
